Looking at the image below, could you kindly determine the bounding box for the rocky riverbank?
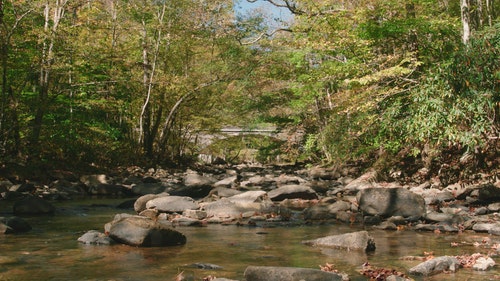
[1,162,500,280]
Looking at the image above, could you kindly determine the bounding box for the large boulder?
[267,185,318,201]
[145,195,199,213]
[107,216,186,247]
[244,266,348,281]
[134,193,168,213]
[13,197,56,215]
[302,230,376,252]
[357,188,425,219]
[408,256,460,276]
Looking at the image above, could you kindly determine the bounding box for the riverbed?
[1,199,499,280]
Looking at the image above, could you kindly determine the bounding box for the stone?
[201,198,275,219]
[130,182,166,195]
[107,216,186,247]
[207,187,242,198]
[408,256,460,276]
[302,230,376,252]
[145,195,199,213]
[344,170,377,193]
[357,188,425,219]
[228,190,268,203]
[134,193,168,213]
[77,230,114,245]
[308,166,340,180]
[267,184,318,201]
[13,197,56,215]
[477,183,500,202]
[473,256,495,271]
[244,266,348,281]
[213,176,238,188]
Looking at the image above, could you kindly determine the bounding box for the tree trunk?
[461,0,471,44]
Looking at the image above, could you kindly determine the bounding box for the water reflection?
[1,200,499,280]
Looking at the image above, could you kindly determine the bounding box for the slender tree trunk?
[461,0,471,44]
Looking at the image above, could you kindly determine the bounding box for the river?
[1,198,499,280]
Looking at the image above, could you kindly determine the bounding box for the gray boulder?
[408,256,460,276]
[134,193,169,213]
[302,230,376,252]
[201,198,275,219]
[268,185,318,201]
[107,216,186,247]
[13,197,55,215]
[145,195,199,213]
[244,266,348,281]
[77,230,114,245]
[357,188,425,218]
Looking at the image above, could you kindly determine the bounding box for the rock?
[213,176,238,188]
[344,170,377,193]
[308,166,340,180]
[107,216,186,247]
[488,223,500,236]
[207,187,242,199]
[267,185,318,201]
[184,171,216,187]
[488,202,500,212]
[201,198,275,219]
[186,263,223,270]
[13,197,56,215]
[244,266,348,281]
[77,230,114,245]
[228,190,268,203]
[357,188,425,219]
[303,201,351,221]
[130,182,166,195]
[0,222,13,234]
[302,230,376,252]
[134,193,168,213]
[472,222,498,232]
[183,209,207,220]
[0,216,31,233]
[145,195,199,213]
[477,183,500,202]
[408,256,460,276]
[172,216,203,226]
[473,256,495,270]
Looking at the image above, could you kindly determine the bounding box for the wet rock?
[357,188,425,219]
[107,216,186,247]
[408,256,460,276]
[244,266,348,281]
[186,262,223,270]
[302,230,376,252]
[13,197,56,215]
[77,230,114,245]
[0,216,31,233]
[145,195,199,213]
[267,184,318,201]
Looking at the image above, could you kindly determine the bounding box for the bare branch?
[240,28,292,45]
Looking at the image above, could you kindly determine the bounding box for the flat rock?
[302,230,376,252]
[267,184,318,201]
[244,266,348,281]
[145,195,199,213]
[77,230,114,245]
[408,256,460,276]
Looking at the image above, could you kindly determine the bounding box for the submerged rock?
[244,266,348,281]
[302,230,376,252]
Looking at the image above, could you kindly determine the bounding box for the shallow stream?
[1,199,499,281]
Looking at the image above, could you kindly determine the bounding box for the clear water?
[0,199,499,281]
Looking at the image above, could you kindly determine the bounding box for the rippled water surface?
[1,199,499,280]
